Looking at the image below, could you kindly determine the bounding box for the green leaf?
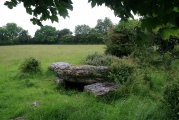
[4,1,16,9]
[58,7,68,18]
[30,18,37,25]
[161,27,179,40]
[91,0,96,8]
[51,15,59,23]
[152,25,161,33]
[30,18,43,26]
[66,4,73,11]
[173,7,179,12]
[141,19,152,31]
[135,31,148,45]
[139,31,148,41]
[26,7,32,15]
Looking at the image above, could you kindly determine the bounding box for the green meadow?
[0,45,170,120]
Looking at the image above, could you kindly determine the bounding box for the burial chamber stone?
[84,82,118,96]
[49,62,108,84]
[49,62,70,70]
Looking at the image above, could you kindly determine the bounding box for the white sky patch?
[0,0,120,37]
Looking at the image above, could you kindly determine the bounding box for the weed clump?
[108,57,135,84]
[19,57,41,73]
[162,79,179,119]
[85,53,120,66]
[131,46,163,68]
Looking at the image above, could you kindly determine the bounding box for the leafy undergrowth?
[0,45,175,120]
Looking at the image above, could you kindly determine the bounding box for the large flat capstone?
[49,62,108,84]
[49,62,70,70]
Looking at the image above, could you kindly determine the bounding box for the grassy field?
[0,45,169,120]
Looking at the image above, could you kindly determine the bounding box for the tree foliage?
[57,28,72,38]
[18,30,32,44]
[0,27,9,45]
[104,20,138,57]
[86,28,104,44]
[59,34,74,44]
[0,23,32,45]
[4,0,73,26]
[0,22,105,45]
[95,17,114,34]
[74,24,91,35]
[105,28,134,57]
[4,0,179,40]
[4,23,23,41]
[116,20,140,34]
[34,25,57,44]
[56,28,72,43]
[89,0,179,39]
[74,25,103,44]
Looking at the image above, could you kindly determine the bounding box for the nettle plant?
[108,57,135,84]
[162,79,179,120]
[19,57,41,73]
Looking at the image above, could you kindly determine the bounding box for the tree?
[104,20,139,57]
[86,28,104,44]
[103,17,114,31]
[104,28,134,57]
[3,23,23,44]
[74,24,91,44]
[74,24,91,35]
[95,17,114,34]
[18,30,32,44]
[89,0,179,40]
[0,27,9,45]
[4,0,73,26]
[59,34,74,44]
[57,28,72,38]
[0,23,32,45]
[56,28,72,43]
[116,20,140,34]
[95,19,104,34]
[34,25,57,44]
[4,0,179,39]
[5,23,23,41]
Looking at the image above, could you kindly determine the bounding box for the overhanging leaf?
[140,31,148,41]
[4,1,16,9]
[26,7,32,15]
[141,18,152,31]
[135,31,148,45]
[152,25,161,33]
[161,27,179,40]
[51,15,59,23]
[66,4,73,11]
[91,0,96,8]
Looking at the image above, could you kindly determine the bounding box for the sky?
[0,0,120,37]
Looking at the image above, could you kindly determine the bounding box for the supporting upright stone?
[84,82,118,96]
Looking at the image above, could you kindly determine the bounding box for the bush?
[162,79,179,119]
[59,34,74,44]
[19,57,41,73]
[85,53,120,66]
[108,57,135,84]
[104,28,135,57]
[163,52,172,68]
[131,46,163,67]
[173,45,179,58]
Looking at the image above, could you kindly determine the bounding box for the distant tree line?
[0,17,114,45]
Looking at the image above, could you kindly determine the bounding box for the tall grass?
[0,45,169,120]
